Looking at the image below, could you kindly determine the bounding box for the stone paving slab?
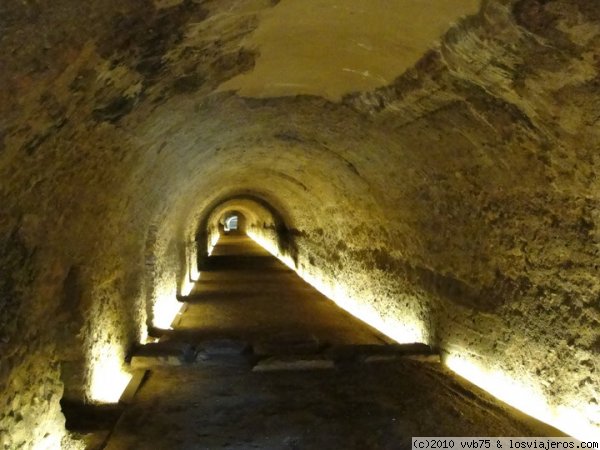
[104,235,563,449]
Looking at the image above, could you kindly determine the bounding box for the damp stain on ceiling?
[217,0,481,100]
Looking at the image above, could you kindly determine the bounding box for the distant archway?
[222,211,246,234]
[190,194,298,275]
[224,215,238,232]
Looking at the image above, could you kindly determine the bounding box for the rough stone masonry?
[0,0,598,447]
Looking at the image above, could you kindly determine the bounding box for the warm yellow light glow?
[153,274,185,330]
[89,343,132,403]
[33,431,84,450]
[248,230,426,344]
[299,268,426,344]
[139,322,149,345]
[249,230,599,440]
[190,264,200,282]
[207,232,220,256]
[33,433,62,450]
[153,293,183,330]
[247,231,296,269]
[180,273,198,298]
[446,353,600,440]
[180,234,219,297]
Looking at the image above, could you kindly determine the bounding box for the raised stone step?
[196,339,250,356]
[252,356,335,372]
[326,343,438,364]
[193,339,253,367]
[253,332,320,356]
[130,341,196,369]
[119,370,147,405]
[402,353,440,363]
[251,343,439,371]
[180,291,275,302]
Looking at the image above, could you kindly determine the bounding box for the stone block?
[252,356,334,372]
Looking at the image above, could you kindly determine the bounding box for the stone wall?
[0,0,598,446]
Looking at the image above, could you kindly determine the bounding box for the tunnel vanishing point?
[1,0,599,448]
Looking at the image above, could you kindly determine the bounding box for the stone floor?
[101,234,561,450]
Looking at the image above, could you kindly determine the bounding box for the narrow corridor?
[102,235,561,449]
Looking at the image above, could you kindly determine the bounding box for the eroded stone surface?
[105,235,561,448]
[217,0,481,100]
[0,0,599,446]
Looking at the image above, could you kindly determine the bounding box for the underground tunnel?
[0,0,599,448]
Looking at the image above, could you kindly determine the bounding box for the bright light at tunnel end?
[248,231,600,441]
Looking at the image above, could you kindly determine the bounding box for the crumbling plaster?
[0,0,599,447]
